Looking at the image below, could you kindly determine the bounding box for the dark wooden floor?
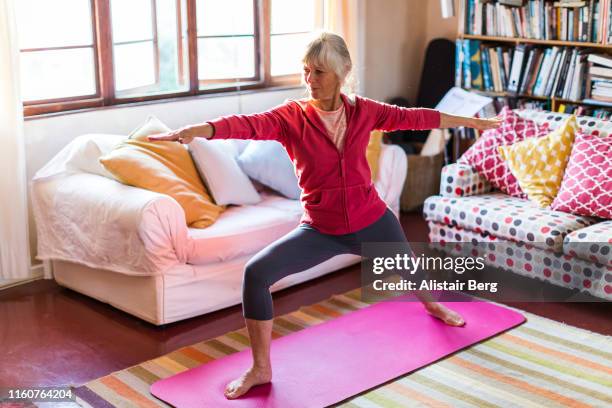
[1,211,610,389]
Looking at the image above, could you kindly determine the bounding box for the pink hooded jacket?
[208,93,440,235]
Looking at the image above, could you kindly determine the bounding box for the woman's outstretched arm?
[148,105,289,144]
[366,97,501,132]
[439,112,501,131]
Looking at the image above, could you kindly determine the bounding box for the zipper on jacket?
[298,98,352,232]
[340,156,349,231]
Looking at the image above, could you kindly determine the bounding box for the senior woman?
[150,32,500,399]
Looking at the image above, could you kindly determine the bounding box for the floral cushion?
[459,107,550,198]
[551,133,612,219]
[440,163,491,197]
[423,193,599,252]
[563,221,612,267]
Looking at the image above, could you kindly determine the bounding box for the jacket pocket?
[303,189,341,221]
[346,183,378,213]
[302,190,324,208]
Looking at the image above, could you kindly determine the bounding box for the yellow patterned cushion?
[498,115,578,208]
[366,130,384,181]
[100,116,224,228]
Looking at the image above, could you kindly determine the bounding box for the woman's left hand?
[439,112,502,131]
[469,116,502,131]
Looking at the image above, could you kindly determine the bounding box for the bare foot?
[424,303,466,327]
[224,366,272,399]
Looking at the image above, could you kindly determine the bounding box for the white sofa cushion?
[187,192,302,264]
[33,134,124,180]
[189,138,261,205]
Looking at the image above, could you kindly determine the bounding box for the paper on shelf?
[435,87,493,117]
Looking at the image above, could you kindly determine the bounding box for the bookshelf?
[462,34,611,49]
[457,0,612,115]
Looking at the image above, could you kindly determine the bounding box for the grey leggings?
[242,208,412,320]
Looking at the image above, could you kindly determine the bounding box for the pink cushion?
[551,133,611,219]
[459,107,550,198]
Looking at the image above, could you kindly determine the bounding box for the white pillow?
[70,135,124,178]
[33,134,124,181]
[129,115,171,140]
[189,138,261,205]
[237,140,301,200]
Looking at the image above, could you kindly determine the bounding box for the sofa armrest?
[31,173,191,277]
[375,144,407,217]
[440,163,491,197]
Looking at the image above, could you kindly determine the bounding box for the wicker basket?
[400,151,445,212]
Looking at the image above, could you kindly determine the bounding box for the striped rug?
[74,289,612,408]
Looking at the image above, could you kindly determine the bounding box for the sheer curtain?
[324,0,364,94]
[0,0,31,280]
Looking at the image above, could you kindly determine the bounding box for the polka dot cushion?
[423,193,599,252]
[440,163,491,197]
[563,221,612,267]
[550,133,612,219]
[459,107,550,198]
[428,221,612,299]
[517,109,612,137]
[498,116,578,208]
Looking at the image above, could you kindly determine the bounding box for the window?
[16,0,97,103]
[196,0,257,88]
[110,0,189,97]
[16,0,325,116]
[270,0,323,77]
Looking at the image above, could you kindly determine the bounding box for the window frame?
[195,0,260,88]
[22,0,322,117]
[111,0,160,97]
[21,0,101,115]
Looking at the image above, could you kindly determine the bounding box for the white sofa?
[31,134,408,325]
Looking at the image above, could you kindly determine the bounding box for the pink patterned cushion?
[551,133,612,219]
[459,107,550,198]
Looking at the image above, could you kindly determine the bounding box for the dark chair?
[386,38,456,148]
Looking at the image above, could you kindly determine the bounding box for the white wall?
[363,0,427,103]
[426,0,460,42]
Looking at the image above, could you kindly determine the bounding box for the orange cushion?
[100,116,224,228]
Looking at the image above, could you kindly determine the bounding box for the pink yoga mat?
[151,298,525,407]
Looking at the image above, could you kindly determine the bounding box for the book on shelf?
[462,39,484,90]
[587,54,612,101]
[565,103,612,117]
[589,65,612,77]
[554,2,587,7]
[508,44,529,93]
[455,39,464,87]
[500,0,526,6]
[588,53,612,67]
[455,40,607,104]
[462,0,610,43]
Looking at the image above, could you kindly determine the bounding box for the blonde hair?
[302,31,356,93]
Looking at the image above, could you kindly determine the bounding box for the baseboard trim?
[0,264,45,290]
